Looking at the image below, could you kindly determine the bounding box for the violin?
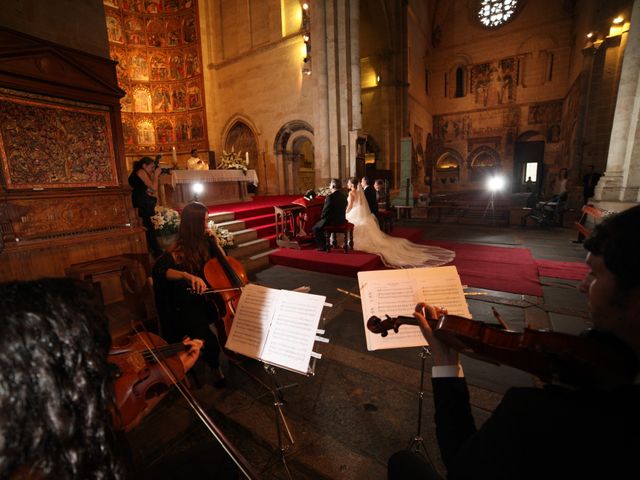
[367,313,638,387]
[203,246,249,341]
[109,331,189,430]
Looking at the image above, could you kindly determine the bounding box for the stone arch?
[467,146,501,183]
[274,121,315,194]
[222,115,260,174]
[434,148,463,187]
[517,35,558,87]
[446,53,473,98]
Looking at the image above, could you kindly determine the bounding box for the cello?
[367,307,638,388]
[203,244,249,340]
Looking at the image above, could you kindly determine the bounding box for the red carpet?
[426,240,541,296]
[536,259,589,281]
[205,196,543,296]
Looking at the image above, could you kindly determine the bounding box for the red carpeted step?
[240,213,276,229]
[269,246,384,277]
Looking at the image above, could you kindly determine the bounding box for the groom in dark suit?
[361,177,378,215]
[313,178,348,251]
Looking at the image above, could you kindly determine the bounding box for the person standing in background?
[583,165,602,205]
[128,156,162,258]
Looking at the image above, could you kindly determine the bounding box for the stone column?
[595,0,640,208]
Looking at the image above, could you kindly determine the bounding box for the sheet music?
[358,266,470,351]
[225,284,279,358]
[262,289,326,374]
[225,284,326,375]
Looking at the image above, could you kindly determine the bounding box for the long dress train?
[345,189,455,268]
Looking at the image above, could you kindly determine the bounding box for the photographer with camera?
[129,156,162,258]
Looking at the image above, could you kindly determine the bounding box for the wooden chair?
[324,222,354,253]
[376,210,394,233]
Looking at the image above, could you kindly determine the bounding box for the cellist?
[152,201,227,388]
[389,205,640,480]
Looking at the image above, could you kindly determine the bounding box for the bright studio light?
[192,182,204,195]
[487,175,505,192]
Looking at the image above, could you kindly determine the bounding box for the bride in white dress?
[345,177,455,268]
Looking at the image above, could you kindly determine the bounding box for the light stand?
[406,346,436,465]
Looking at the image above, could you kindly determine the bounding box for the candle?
[172,146,178,165]
[245,152,249,163]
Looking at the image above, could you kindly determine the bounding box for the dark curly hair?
[584,205,640,291]
[0,278,126,479]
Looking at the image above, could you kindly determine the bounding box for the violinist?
[152,201,227,388]
[0,278,203,479]
[388,205,640,480]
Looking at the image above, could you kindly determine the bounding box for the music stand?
[406,346,436,466]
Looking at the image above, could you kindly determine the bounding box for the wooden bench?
[324,222,354,253]
[574,205,606,241]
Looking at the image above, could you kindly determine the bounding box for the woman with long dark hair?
[128,156,162,258]
[152,202,226,387]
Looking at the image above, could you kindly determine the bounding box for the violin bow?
[129,321,260,479]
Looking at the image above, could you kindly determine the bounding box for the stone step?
[215,219,246,232]
[208,211,235,223]
[241,248,277,273]
[228,238,270,259]
[228,228,257,245]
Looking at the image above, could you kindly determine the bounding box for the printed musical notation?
[225,284,326,375]
[358,266,470,351]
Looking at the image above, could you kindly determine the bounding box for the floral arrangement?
[208,220,234,248]
[217,148,249,174]
[150,206,180,237]
[316,186,332,196]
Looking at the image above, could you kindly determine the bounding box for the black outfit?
[364,185,378,215]
[128,170,162,257]
[583,171,602,205]
[151,236,221,370]
[389,376,640,479]
[312,189,348,248]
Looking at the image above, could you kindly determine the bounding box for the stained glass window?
[478,0,518,27]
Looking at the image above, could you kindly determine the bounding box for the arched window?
[455,67,465,98]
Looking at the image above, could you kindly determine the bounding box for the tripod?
[407,346,435,465]
[483,191,497,225]
[260,364,296,480]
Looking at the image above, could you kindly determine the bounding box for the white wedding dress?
[345,189,455,268]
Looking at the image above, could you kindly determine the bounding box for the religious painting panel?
[163,0,179,12]
[0,93,118,189]
[110,46,129,82]
[183,15,197,43]
[187,82,201,109]
[169,54,184,79]
[104,0,119,8]
[147,19,165,47]
[129,51,149,81]
[132,86,152,112]
[153,86,171,112]
[121,93,133,112]
[124,16,145,45]
[137,118,156,145]
[106,15,124,43]
[175,116,189,142]
[172,85,187,111]
[156,118,174,144]
[150,55,169,81]
[528,100,562,125]
[166,19,181,46]
[190,113,203,139]
[144,0,160,13]
[121,0,143,12]
[185,50,200,77]
[180,0,194,9]
[123,119,136,146]
[470,58,518,107]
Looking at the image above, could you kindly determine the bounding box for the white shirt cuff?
[432,364,464,378]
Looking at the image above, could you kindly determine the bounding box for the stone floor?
[125,220,590,479]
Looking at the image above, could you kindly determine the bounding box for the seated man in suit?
[312,178,348,251]
[361,176,378,215]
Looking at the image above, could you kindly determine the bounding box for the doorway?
[513,141,544,196]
